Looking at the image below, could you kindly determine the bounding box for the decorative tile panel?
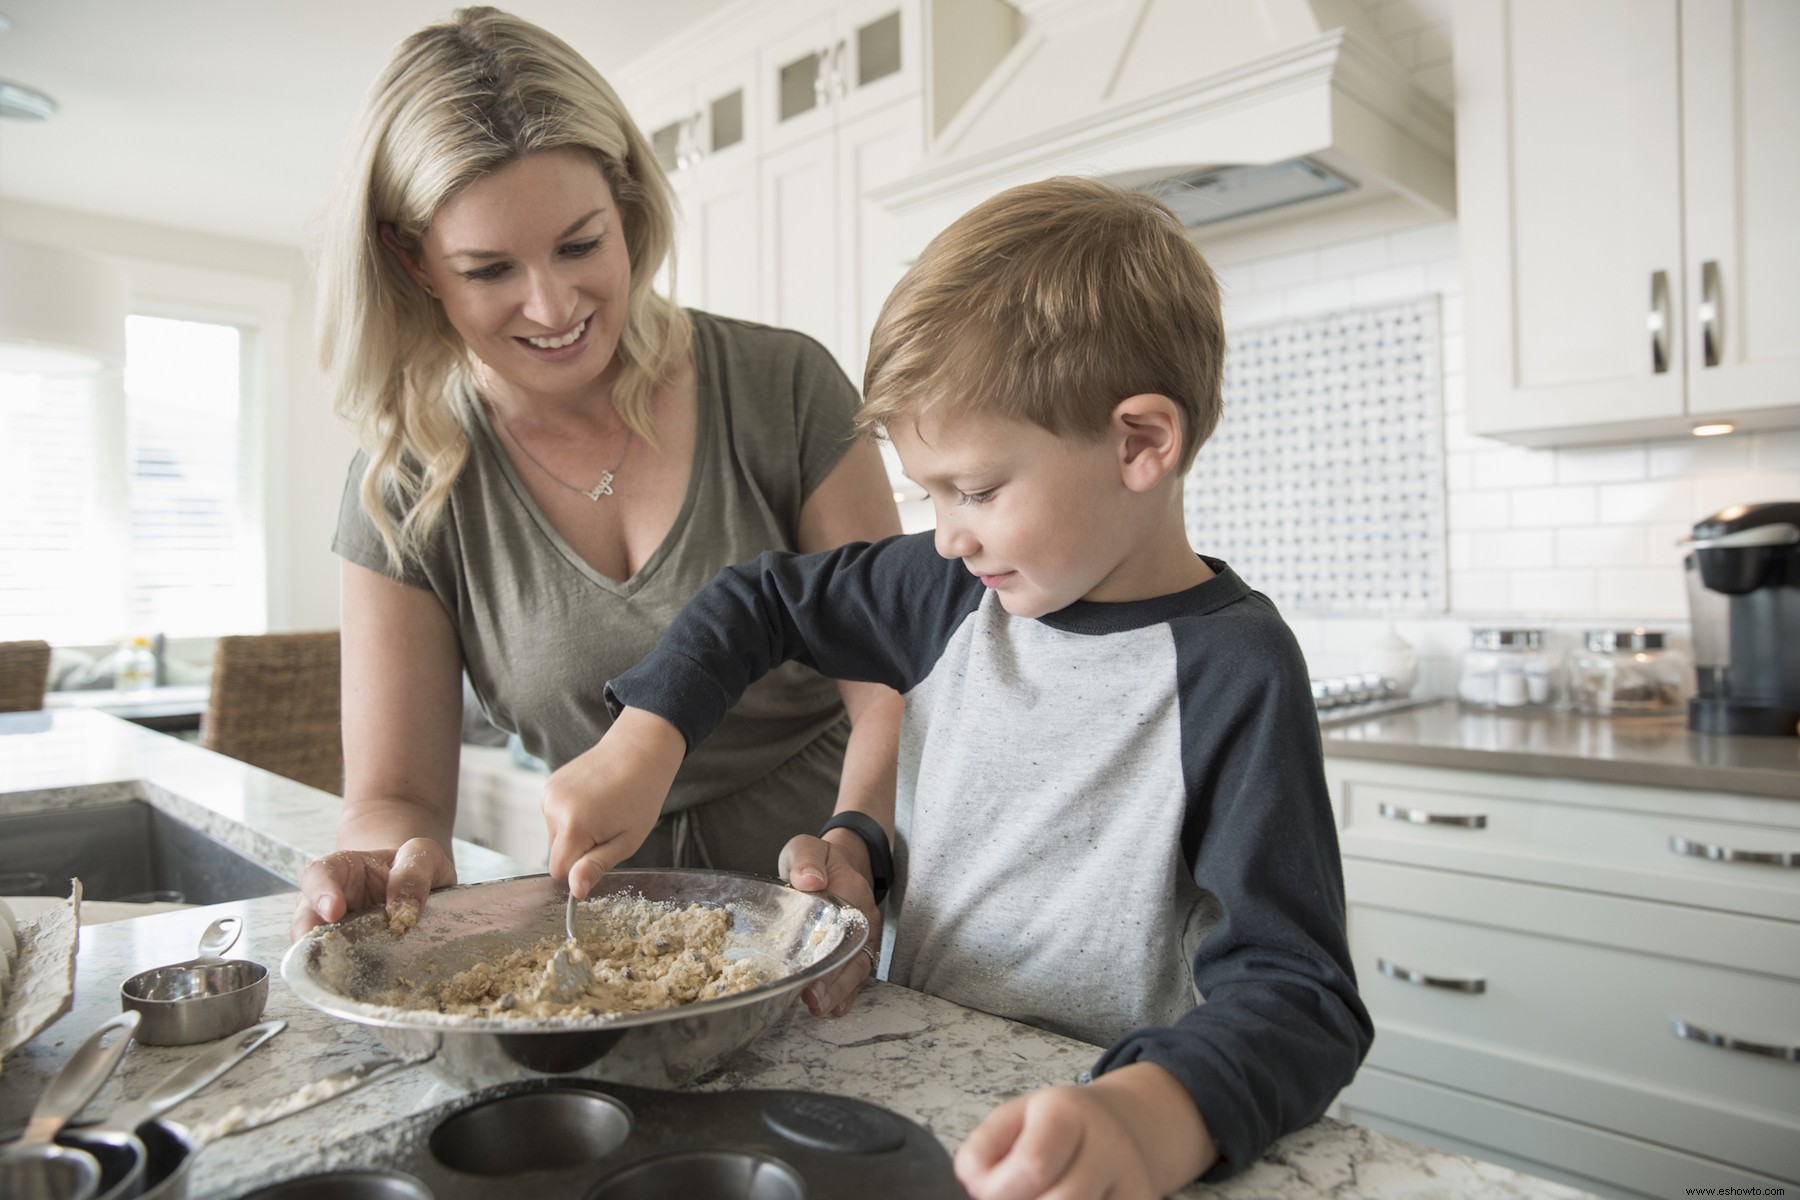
[1184,296,1447,613]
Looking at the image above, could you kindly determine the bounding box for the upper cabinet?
[1457,0,1800,446]
[760,0,921,154]
[633,50,762,324]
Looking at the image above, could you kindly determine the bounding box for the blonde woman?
[295,7,899,1017]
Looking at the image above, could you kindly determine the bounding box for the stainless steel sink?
[0,802,292,904]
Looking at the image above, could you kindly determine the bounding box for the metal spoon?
[538,891,594,1004]
[0,1009,141,1200]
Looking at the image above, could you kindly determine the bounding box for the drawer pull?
[1670,1018,1799,1062]
[1377,957,1486,994]
[1378,802,1487,829]
[1668,835,1799,868]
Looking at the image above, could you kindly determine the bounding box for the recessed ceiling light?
[0,80,56,121]
[1690,421,1736,438]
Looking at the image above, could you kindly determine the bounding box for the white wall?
[1,199,353,641]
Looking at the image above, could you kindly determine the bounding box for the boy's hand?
[543,708,687,897]
[779,832,882,1018]
[955,1064,1215,1200]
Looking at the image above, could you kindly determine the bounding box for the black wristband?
[819,811,891,906]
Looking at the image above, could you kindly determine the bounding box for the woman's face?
[396,146,633,406]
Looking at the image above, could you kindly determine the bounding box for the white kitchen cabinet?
[1325,755,1800,1197]
[454,744,549,871]
[630,52,762,324]
[760,98,922,381]
[760,0,921,154]
[1456,0,1800,446]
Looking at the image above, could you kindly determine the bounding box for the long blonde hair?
[317,6,690,567]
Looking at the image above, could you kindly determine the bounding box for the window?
[0,314,258,644]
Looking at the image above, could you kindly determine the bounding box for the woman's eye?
[462,263,510,282]
[561,238,602,258]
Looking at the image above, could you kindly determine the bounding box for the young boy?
[543,176,1372,1199]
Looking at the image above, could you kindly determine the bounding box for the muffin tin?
[209,1078,964,1199]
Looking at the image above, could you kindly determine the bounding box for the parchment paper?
[0,878,82,1080]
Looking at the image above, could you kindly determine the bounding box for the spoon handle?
[21,1010,141,1147]
[100,1018,285,1132]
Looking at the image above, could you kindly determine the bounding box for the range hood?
[879,0,1454,263]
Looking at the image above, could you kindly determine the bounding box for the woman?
[294,7,899,1016]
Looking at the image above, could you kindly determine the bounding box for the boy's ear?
[378,223,434,292]
[1112,393,1185,493]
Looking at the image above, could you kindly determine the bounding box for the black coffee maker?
[1684,500,1800,737]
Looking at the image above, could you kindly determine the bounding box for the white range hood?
[879,0,1455,264]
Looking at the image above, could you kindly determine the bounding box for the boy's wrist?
[1087,1062,1217,1191]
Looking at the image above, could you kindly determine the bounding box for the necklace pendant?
[585,471,615,501]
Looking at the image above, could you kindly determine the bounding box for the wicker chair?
[202,631,343,794]
[0,640,52,712]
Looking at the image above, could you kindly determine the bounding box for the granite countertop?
[1,708,1589,1197]
[0,893,1585,1199]
[1322,698,1800,799]
[0,707,524,887]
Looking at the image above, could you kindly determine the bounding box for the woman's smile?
[518,316,592,359]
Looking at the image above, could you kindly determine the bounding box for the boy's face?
[891,409,1153,619]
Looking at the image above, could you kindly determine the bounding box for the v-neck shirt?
[332,310,859,809]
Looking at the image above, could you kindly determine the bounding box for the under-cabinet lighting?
[1690,422,1736,438]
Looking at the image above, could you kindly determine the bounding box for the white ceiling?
[0,1,732,249]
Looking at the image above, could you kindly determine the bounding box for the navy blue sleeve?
[605,531,980,751]
[1090,596,1373,1180]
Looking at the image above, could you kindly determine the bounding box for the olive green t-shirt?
[332,311,858,839]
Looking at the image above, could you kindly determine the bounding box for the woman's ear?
[378,223,434,294]
[1112,393,1185,493]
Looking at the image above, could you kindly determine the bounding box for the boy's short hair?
[860,175,1225,471]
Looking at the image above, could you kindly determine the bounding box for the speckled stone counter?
[0,893,1589,1199]
[0,707,521,886]
[1322,699,1800,800]
[1,708,1589,1197]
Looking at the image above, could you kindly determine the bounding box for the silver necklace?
[490,405,632,501]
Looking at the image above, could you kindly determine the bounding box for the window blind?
[0,314,254,645]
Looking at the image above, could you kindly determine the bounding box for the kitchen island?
[0,708,1588,1197]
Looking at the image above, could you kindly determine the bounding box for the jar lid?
[1471,628,1543,650]
[1584,628,1667,652]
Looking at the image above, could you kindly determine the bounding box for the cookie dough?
[380,894,770,1020]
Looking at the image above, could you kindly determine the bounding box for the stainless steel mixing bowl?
[282,871,868,1089]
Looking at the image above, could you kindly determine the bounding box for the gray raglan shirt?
[605,532,1373,1180]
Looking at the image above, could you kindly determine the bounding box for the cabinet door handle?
[1648,269,1671,374]
[1698,259,1722,367]
[834,39,849,99]
[812,47,832,108]
[1377,957,1486,994]
[1378,802,1487,829]
[1670,1017,1799,1062]
[1669,835,1799,868]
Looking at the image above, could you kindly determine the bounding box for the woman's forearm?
[833,680,901,836]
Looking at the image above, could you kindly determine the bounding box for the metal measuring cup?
[120,916,269,1045]
[0,1010,141,1200]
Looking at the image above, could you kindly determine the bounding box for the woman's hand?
[543,708,687,897]
[780,832,882,1017]
[290,836,457,941]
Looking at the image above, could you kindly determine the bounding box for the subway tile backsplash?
[1205,217,1800,692]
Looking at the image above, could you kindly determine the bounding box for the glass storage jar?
[1457,628,1557,709]
[1566,629,1687,715]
